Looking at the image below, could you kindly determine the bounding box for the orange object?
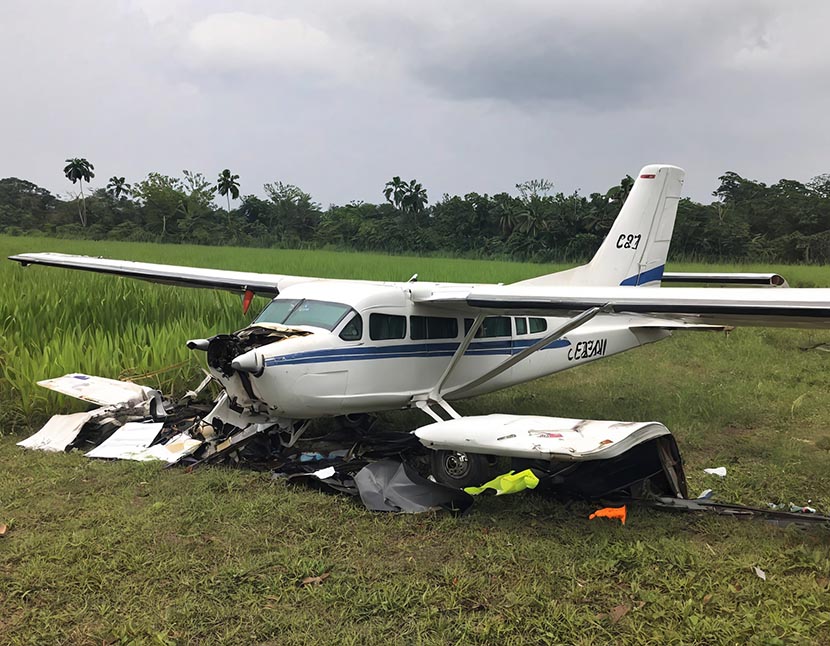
[589,505,627,525]
[242,289,255,314]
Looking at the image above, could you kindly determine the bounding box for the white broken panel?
[134,433,202,463]
[38,374,155,407]
[17,410,99,452]
[86,422,163,460]
[414,414,672,461]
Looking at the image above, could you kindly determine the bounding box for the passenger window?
[529,317,548,333]
[369,313,406,340]
[465,316,511,338]
[410,316,459,340]
[339,313,363,341]
[515,317,528,335]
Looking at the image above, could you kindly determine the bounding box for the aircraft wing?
[7,252,314,295]
[411,284,830,329]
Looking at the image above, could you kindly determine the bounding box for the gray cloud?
[1,0,829,209]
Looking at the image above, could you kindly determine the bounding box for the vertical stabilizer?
[516,164,685,287]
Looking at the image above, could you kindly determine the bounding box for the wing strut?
[443,306,604,400]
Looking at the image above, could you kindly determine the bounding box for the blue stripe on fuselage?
[263,338,571,367]
[620,263,665,286]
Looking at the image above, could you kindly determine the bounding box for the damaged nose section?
[188,325,311,412]
[230,349,264,377]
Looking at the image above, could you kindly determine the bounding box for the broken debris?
[354,460,473,514]
[298,572,331,587]
[464,469,540,496]
[16,411,97,452]
[86,422,164,460]
[703,467,727,477]
[589,506,627,525]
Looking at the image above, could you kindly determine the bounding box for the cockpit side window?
[529,317,548,333]
[339,312,363,341]
[370,313,406,340]
[464,316,511,338]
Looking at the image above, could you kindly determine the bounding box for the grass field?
[2,234,830,644]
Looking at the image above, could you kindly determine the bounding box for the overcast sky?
[2,0,829,206]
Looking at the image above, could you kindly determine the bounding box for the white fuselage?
[207,280,670,419]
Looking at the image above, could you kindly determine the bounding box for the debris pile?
[14,374,716,514]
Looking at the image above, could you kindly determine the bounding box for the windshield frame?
[254,298,355,332]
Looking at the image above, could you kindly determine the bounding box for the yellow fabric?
[464,469,540,496]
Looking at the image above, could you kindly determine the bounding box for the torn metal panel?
[17,411,100,452]
[414,415,672,461]
[86,422,164,460]
[37,374,155,407]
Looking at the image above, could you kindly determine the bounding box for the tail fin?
[516,164,685,287]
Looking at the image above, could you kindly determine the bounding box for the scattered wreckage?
[18,373,830,525]
[18,373,690,514]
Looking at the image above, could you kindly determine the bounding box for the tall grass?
[2,234,829,430]
[3,234,830,643]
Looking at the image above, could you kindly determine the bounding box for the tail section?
[516,164,685,287]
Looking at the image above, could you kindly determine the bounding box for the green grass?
[2,234,830,644]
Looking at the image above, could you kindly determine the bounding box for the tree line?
[1,159,828,263]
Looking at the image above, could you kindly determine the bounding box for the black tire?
[335,413,374,431]
[429,450,499,489]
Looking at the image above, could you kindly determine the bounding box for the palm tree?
[385,177,429,223]
[383,176,407,210]
[106,176,131,199]
[63,158,95,226]
[402,179,428,219]
[216,169,240,223]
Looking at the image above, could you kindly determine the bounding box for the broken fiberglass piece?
[354,460,474,514]
[37,374,155,407]
[414,414,672,461]
[17,410,100,452]
[86,422,164,460]
[133,432,203,463]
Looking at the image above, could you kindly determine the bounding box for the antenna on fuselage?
[408,274,418,282]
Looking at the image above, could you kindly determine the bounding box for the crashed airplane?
[9,165,830,504]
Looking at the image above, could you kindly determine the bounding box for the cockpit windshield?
[254,299,353,331]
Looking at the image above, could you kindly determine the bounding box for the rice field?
[2,234,830,644]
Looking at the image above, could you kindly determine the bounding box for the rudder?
[516,164,685,287]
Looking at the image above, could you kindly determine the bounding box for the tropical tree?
[216,169,240,223]
[106,176,131,199]
[384,176,429,223]
[63,157,95,226]
[383,176,407,209]
[401,179,429,219]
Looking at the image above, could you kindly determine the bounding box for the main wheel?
[429,450,499,489]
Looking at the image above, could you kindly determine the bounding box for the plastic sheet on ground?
[354,459,474,514]
[464,469,540,496]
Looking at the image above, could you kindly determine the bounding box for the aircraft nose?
[230,349,264,376]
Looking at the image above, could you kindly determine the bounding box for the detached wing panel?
[413,285,830,329]
[8,252,312,295]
